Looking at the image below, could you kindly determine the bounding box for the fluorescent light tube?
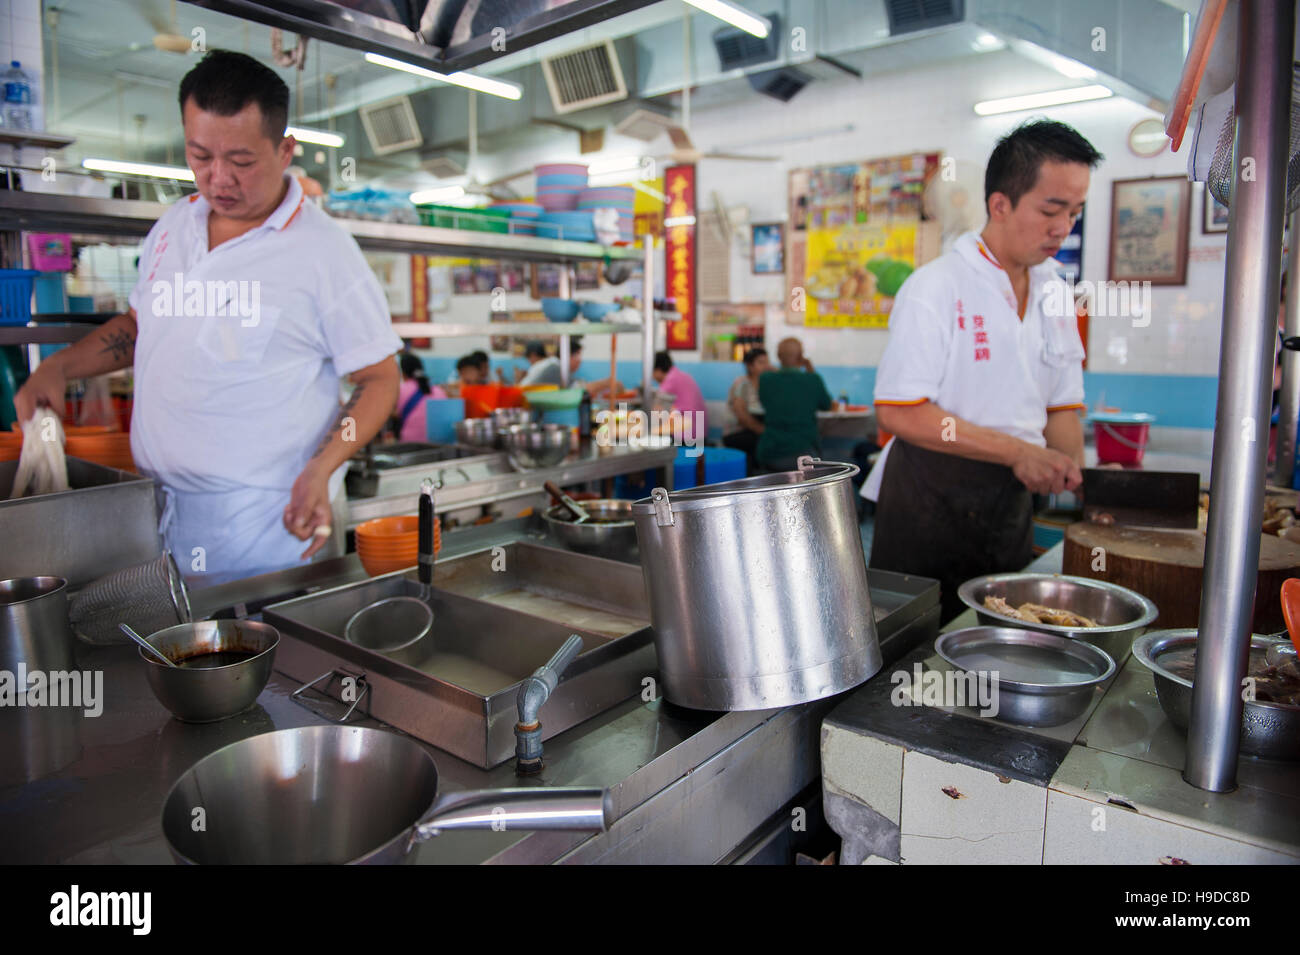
[82,158,195,181]
[286,126,344,147]
[681,0,771,38]
[974,85,1113,116]
[364,53,522,100]
[410,186,466,204]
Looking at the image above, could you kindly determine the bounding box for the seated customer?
[722,347,770,470]
[652,351,707,440]
[516,341,563,387]
[756,337,833,472]
[444,353,484,397]
[395,352,448,442]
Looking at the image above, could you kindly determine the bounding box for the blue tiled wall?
[415,354,1221,431]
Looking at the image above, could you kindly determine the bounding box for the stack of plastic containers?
[578,186,635,242]
[535,163,588,210]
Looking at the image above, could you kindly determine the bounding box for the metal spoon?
[119,623,178,667]
[544,480,589,523]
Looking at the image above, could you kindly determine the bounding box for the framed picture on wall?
[530,263,562,299]
[1202,186,1230,234]
[751,223,785,274]
[575,261,601,290]
[1109,176,1191,285]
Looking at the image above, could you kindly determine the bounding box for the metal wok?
[161,725,611,864]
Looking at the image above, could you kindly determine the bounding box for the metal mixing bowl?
[492,407,536,431]
[542,499,638,560]
[958,573,1158,662]
[139,620,278,723]
[453,417,497,448]
[502,423,570,469]
[1132,629,1299,761]
[935,626,1116,727]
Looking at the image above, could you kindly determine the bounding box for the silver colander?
[1206,64,1300,212]
[69,551,192,646]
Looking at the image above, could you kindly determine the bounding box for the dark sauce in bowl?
[175,651,258,669]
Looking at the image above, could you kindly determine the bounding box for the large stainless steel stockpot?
[631,457,882,710]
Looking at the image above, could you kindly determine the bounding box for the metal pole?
[1273,208,1300,487]
[558,264,572,387]
[1186,0,1293,792]
[641,234,656,407]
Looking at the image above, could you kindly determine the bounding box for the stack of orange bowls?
[65,425,135,472]
[354,515,442,577]
[0,429,21,463]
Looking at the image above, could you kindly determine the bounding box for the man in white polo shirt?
[865,120,1101,620]
[15,51,402,585]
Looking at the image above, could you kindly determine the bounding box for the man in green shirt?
[756,337,834,471]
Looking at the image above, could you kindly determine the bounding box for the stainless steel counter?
[345,441,678,528]
[0,519,938,865]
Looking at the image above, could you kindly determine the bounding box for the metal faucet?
[515,634,584,775]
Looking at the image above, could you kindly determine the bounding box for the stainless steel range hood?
[185,0,660,73]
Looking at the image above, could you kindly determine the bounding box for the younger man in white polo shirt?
[865,120,1101,620]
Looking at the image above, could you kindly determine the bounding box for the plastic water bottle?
[3,62,34,132]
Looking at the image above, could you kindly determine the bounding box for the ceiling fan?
[656,125,778,166]
[73,0,194,59]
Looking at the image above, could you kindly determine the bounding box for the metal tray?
[0,457,161,587]
[264,545,653,769]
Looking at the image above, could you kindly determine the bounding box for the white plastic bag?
[9,410,69,499]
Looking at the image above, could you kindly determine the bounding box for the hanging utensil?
[343,479,436,664]
[543,480,588,523]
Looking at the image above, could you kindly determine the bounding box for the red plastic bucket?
[1092,413,1154,465]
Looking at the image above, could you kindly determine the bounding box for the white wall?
[0,0,45,167]
[392,46,1231,380]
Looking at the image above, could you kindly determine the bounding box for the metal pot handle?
[796,455,820,473]
[409,787,613,846]
[290,668,370,723]
[650,487,674,527]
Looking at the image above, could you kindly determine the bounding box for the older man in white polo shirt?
[864,120,1101,620]
[16,51,402,585]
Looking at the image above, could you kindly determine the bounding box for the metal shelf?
[391,321,643,340]
[0,130,76,151]
[0,323,100,345]
[0,191,641,263]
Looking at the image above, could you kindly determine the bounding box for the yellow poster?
[788,153,940,328]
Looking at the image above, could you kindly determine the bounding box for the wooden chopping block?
[1063,522,1300,633]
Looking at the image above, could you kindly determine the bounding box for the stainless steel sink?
[264,543,654,768]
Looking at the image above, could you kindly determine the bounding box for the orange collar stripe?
[874,398,929,407]
[976,240,1004,271]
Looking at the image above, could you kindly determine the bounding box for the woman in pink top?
[653,351,707,438]
[396,353,447,443]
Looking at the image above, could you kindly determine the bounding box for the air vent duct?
[884,0,964,37]
[713,14,781,71]
[747,67,812,103]
[542,40,628,115]
[359,95,423,156]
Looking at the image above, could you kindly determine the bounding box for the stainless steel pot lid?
[935,627,1116,693]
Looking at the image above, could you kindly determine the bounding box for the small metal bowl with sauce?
[139,620,279,723]
[542,499,638,561]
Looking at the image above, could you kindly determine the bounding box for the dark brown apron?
[869,438,1033,622]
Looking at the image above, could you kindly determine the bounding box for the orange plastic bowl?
[358,554,416,577]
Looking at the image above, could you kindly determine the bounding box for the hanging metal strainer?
[69,550,192,646]
[1206,63,1300,212]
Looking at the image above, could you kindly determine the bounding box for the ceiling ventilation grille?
[884,0,965,37]
[712,14,781,71]
[542,40,628,115]
[614,107,675,142]
[359,95,424,156]
[747,67,811,103]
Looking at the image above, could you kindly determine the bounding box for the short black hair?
[469,349,489,366]
[524,341,547,359]
[743,347,767,368]
[179,50,289,142]
[654,351,673,374]
[456,354,479,372]
[570,337,583,355]
[984,120,1103,212]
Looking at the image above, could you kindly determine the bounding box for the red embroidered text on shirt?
[974,347,990,362]
[147,230,169,283]
[956,298,965,330]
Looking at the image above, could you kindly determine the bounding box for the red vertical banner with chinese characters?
[664,164,696,350]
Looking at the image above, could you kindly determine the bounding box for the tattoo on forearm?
[312,382,366,458]
[99,329,136,364]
